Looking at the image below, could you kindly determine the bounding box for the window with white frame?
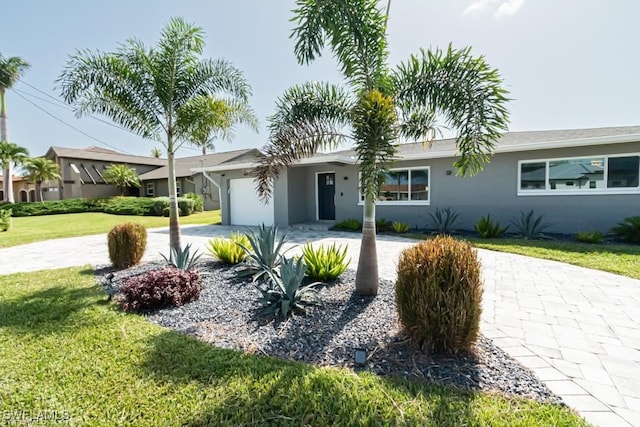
[146,182,155,197]
[359,167,430,204]
[518,154,640,195]
[175,180,181,196]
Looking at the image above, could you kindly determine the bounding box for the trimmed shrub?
[612,216,640,243]
[395,236,483,355]
[0,208,11,232]
[302,242,349,281]
[107,223,148,269]
[184,192,204,212]
[474,214,509,239]
[333,218,362,231]
[207,232,249,264]
[118,267,201,312]
[9,199,91,217]
[152,197,194,217]
[177,198,194,216]
[103,197,156,216]
[576,230,604,244]
[152,197,170,216]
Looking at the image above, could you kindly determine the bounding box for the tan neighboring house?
[138,148,260,210]
[0,175,36,203]
[42,146,166,201]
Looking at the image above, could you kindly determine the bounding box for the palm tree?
[103,163,141,196]
[255,0,510,295]
[0,141,29,203]
[0,54,30,144]
[24,157,61,202]
[150,147,162,158]
[58,17,253,252]
[184,97,259,155]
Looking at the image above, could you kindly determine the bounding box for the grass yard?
[405,234,640,280]
[0,211,221,248]
[0,268,587,426]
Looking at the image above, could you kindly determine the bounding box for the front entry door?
[317,172,336,220]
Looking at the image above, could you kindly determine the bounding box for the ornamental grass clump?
[107,222,147,269]
[207,232,250,264]
[395,236,483,355]
[302,242,349,281]
[118,267,201,312]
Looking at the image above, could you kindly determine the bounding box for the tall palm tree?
[255,0,510,295]
[58,17,253,252]
[103,163,141,196]
[0,54,30,144]
[24,157,61,202]
[184,96,259,155]
[150,147,162,158]
[0,141,29,203]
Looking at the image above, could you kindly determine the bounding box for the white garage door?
[229,178,274,226]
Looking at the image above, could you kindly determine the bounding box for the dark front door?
[317,172,336,220]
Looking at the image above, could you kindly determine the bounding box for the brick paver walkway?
[1,224,639,426]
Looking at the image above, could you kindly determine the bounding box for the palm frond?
[255,82,353,201]
[291,0,390,91]
[392,45,510,175]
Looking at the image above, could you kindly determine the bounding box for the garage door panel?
[229,178,274,226]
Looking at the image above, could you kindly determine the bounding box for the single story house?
[43,146,166,201]
[196,125,640,233]
[138,148,260,211]
[0,175,36,202]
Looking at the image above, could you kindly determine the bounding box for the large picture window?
[518,154,640,195]
[360,167,430,204]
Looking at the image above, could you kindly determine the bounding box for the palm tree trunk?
[166,145,182,252]
[37,182,43,203]
[1,89,14,204]
[355,195,379,295]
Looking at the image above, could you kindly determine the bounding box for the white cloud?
[495,0,525,18]
[463,0,524,18]
[463,0,499,15]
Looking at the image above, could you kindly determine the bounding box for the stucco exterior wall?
[287,141,639,233]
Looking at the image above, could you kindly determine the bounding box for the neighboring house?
[198,126,640,233]
[0,175,36,202]
[138,148,260,211]
[43,146,166,201]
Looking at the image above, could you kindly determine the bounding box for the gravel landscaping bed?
[97,260,563,406]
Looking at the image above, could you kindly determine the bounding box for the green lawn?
[405,234,640,280]
[0,268,587,426]
[0,211,221,248]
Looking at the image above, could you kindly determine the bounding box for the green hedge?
[8,196,196,217]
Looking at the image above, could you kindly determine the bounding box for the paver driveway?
[1,224,639,426]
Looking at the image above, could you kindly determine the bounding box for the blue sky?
[3,0,639,158]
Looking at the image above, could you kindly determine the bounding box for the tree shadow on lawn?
[139,330,478,426]
[0,281,108,336]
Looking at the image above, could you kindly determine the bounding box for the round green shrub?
[395,235,483,355]
[107,222,148,269]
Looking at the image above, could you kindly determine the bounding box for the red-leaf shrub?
[118,267,201,312]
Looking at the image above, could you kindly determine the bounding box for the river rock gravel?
[96,260,563,406]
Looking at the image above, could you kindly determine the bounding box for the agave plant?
[256,257,320,318]
[428,208,460,235]
[161,243,203,271]
[474,214,509,239]
[238,224,290,281]
[302,242,350,281]
[511,210,551,240]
